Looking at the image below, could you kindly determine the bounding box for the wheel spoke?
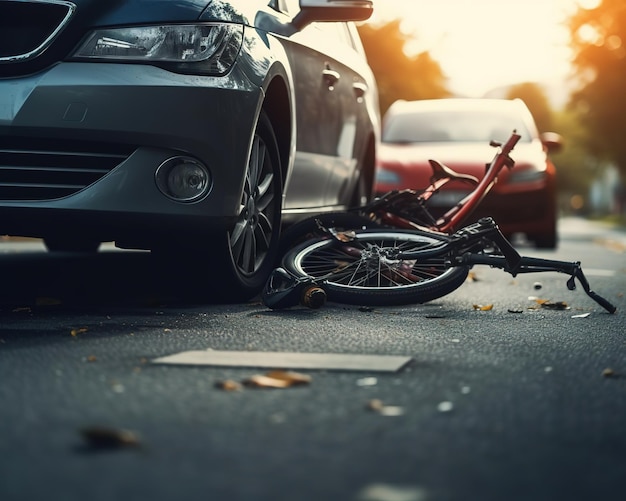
[232,117,282,277]
[248,137,260,195]
[296,234,455,289]
[230,218,247,248]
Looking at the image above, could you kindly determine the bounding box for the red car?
[375,98,562,248]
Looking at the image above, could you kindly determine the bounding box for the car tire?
[216,110,283,301]
[158,110,283,303]
[533,232,558,249]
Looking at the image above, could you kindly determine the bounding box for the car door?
[279,2,364,210]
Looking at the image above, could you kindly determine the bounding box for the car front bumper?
[0,61,262,246]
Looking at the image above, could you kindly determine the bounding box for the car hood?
[379,141,546,168]
[67,0,213,25]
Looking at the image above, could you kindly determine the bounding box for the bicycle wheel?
[279,211,381,256]
[282,230,469,306]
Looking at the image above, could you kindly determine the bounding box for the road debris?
[529,297,569,310]
[79,427,141,450]
[356,377,378,387]
[243,374,293,388]
[356,483,428,501]
[472,304,493,311]
[214,379,243,391]
[366,399,405,416]
[216,370,312,390]
[437,401,454,413]
[602,368,620,379]
[152,349,412,372]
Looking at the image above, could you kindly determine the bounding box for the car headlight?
[72,23,243,75]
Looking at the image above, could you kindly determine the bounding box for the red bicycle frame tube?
[365,131,521,235]
[435,132,521,232]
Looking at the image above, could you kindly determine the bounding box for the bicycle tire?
[282,230,469,306]
[279,211,381,256]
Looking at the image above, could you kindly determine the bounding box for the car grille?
[0,0,75,63]
[0,137,135,200]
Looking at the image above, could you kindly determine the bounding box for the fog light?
[156,156,211,202]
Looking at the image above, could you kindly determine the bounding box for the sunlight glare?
[369,0,579,100]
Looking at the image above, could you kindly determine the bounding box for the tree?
[568,0,626,178]
[357,20,450,115]
[505,82,553,133]
[551,108,599,208]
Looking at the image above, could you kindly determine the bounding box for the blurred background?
[359,0,625,222]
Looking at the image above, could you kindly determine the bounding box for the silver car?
[0,0,379,301]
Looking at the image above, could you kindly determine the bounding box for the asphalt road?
[0,217,625,501]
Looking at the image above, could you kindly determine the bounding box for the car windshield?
[382,110,532,144]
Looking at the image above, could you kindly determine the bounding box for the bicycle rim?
[282,230,469,306]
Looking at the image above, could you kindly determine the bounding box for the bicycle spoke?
[297,237,449,288]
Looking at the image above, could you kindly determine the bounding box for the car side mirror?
[540,132,563,155]
[292,0,374,31]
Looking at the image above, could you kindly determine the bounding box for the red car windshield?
[382,111,531,144]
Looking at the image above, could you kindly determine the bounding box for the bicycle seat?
[428,159,479,186]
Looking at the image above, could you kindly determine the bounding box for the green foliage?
[568,0,626,177]
[550,109,597,195]
[356,20,450,115]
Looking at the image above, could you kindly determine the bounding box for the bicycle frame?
[264,131,616,314]
[363,131,521,234]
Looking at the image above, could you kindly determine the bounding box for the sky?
[368,0,599,100]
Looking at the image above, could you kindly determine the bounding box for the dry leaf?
[538,300,569,310]
[70,327,88,337]
[215,379,243,391]
[366,399,404,416]
[265,370,312,386]
[467,271,479,282]
[366,399,384,411]
[80,427,141,449]
[602,368,619,378]
[378,405,405,416]
[329,228,356,242]
[243,374,292,389]
[472,304,493,311]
